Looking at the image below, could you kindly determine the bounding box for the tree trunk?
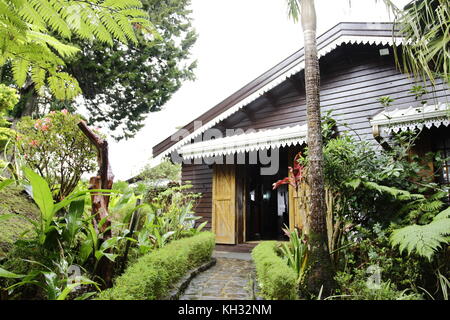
[78,121,115,288]
[15,82,38,119]
[300,0,334,295]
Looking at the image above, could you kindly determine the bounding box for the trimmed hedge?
[97,232,215,300]
[251,241,299,300]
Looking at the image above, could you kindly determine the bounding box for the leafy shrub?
[252,241,299,300]
[15,110,98,201]
[334,270,423,300]
[0,84,18,122]
[343,224,424,291]
[134,184,205,254]
[96,232,215,300]
[0,168,113,300]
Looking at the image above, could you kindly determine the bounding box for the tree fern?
[0,0,153,100]
[364,181,422,200]
[391,207,450,261]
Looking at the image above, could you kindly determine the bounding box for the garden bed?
[97,232,215,300]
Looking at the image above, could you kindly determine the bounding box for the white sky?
[109,0,410,180]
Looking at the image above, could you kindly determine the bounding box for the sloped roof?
[179,124,308,159]
[153,22,402,158]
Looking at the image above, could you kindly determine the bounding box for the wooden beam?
[263,91,278,108]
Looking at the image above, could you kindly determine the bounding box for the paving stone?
[179,257,259,300]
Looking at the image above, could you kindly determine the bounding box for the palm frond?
[286,0,301,23]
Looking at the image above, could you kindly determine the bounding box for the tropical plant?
[273,152,304,192]
[390,206,450,260]
[0,0,153,101]
[54,0,197,140]
[0,166,140,298]
[135,184,204,254]
[333,270,423,300]
[14,110,98,201]
[0,84,18,119]
[279,227,308,285]
[384,0,449,85]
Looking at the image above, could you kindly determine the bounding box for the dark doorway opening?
[245,149,289,241]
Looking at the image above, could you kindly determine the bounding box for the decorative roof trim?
[370,102,450,133]
[161,35,403,158]
[178,124,308,159]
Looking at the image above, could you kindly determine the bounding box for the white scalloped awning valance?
[370,102,450,133]
[160,35,403,158]
[178,124,308,159]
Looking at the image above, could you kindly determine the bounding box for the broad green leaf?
[23,167,54,229]
[64,198,85,244]
[345,178,361,190]
[79,239,94,264]
[0,267,24,279]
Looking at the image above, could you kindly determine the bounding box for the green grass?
[0,184,39,258]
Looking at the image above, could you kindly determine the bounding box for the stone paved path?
[180,252,257,300]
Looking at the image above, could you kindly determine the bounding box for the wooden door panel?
[212,165,236,244]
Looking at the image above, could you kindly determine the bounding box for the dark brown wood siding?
[181,43,450,228]
[225,44,449,142]
[153,22,402,157]
[182,163,213,230]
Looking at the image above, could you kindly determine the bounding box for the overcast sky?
[109,0,410,180]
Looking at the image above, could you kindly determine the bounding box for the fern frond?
[363,181,424,200]
[116,14,137,43]
[1,0,151,100]
[27,31,80,58]
[29,0,72,38]
[98,10,129,44]
[391,207,450,260]
[102,0,143,10]
[12,58,30,87]
[47,72,81,100]
[80,8,114,45]
[19,2,47,31]
[30,66,46,90]
[420,200,444,213]
[434,207,450,221]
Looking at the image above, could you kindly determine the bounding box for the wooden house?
[152,22,450,246]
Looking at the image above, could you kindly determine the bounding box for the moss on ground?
[0,184,39,258]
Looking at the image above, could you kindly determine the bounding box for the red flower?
[61,109,69,115]
[29,140,39,147]
[272,152,304,190]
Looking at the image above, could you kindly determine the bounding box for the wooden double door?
[212,152,296,244]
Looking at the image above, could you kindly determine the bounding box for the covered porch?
[178,125,309,245]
